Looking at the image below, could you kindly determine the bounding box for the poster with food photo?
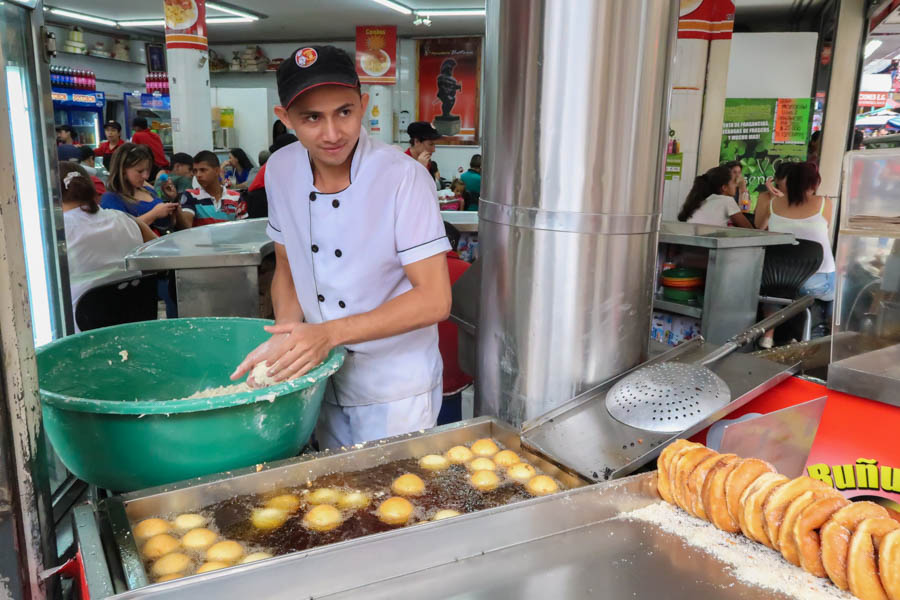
[417,37,481,145]
[164,0,207,51]
[356,26,397,85]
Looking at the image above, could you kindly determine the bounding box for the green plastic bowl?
[36,318,345,492]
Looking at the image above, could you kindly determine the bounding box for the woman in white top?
[678,165,754,228]
[753,161,835,347]
[60,163,155,330]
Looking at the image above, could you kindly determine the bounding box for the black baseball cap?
[408,121,441,142]
[276,45,360,109]
[104,120,122,132]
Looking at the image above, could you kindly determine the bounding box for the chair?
[759,239,824,342]
[75,274,159,332]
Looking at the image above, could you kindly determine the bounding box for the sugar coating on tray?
[150,552,192,578]
[432,509,461,521]
[493,450,520,468]
[306,488,342,505]
[526,475,559,497]
[251,507,289,531]
[445,445,474,464]
[653,439,898,600]
[470,469,500,492]
[206,540,244,564]
[470,438,500,457]
[506,462,536,483]
[134,518,171,542]
[303,504,343,532]
[181,527,217,551]
[467,457,496,472]
[337,491,370,510]
[418,454,450,471]
[392,473,426,496]
[265,494,302,513]
[377,497,414,525]
[142,534,181,560]
[173,513,207,532]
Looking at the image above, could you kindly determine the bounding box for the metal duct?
[477,0,678,426]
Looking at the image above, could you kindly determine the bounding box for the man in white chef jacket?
[231,46,452,449]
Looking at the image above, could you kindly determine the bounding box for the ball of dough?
[470,470,501,492]
[470,438,500,457]
[133,518,171,542]
[196,561,229,574]
[306,488,342,505]
[303,504,343,532]
[377,497,415,525]
[155,573,182,583]
[249,361,278,388]
[493,450,520,468]
[506,462,537,483]
[418,454,450,471]
[251,507,288,531]
[467,457,497,472]
[182,528,217,552]
[173,513,207,532]
[392,473,426,497]
[240,552,273,564]
[142,534,181,560]
[265,494,301,513]
[526,475,559,496]
[206,540,244,564]
[445,445,474,464]
[432,509,461,521]
[150,552,192,578]
[337,491,370,510]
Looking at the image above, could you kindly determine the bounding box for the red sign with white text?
[164,0,207,51]
[678,0,735,40]
[417,37,481,145]
[356,26,397,85]
[859,92,890,107]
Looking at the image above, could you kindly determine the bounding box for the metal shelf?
[653,294,703,318]
[56,51,146,66]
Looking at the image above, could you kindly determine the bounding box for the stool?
[75,275,159,332]
[759,239,823,342]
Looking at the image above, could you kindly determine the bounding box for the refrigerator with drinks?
[50,65,104,147]
[123,91,173,149]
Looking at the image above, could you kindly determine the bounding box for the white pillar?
[697,38,733,172]
[363,84,394,144]
[165,1,213,155]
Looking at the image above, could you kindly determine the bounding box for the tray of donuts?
[656,440,899,600]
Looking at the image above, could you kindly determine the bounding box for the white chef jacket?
[265,127,451,406]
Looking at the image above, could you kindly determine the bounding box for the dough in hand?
[249,361,279,388]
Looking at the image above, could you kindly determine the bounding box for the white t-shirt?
[687,194,742,227]
[64,207,143,308]
[265,127,451,406]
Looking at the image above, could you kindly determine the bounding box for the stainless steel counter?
[659,222,795,249]
[441,210,478,232]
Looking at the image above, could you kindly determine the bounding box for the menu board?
[355,26,397,85]
[164,0,207,51]
[417,37,481,145]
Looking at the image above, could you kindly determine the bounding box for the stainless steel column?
[478,0,678,425]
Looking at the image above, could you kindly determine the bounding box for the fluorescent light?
[865,39,883,58]
[49,8,116,26]
[416,9,486,16]
[370,0,412,15]
[206,2,258,20]
[207,16,255,23]
[117,19,165,27]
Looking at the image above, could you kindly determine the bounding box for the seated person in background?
[156,152,194,201]
[436,222,473,426]
[459,153,481,209]
[429,160,443,190]
[248,150,268,184]
[754,162,792,216]
[131,117,169,180]
[56,124,78,146]
[180,150,247,227]
[57,143,81,163]
[445,178,471,211]
[245,134,299,219]
[101,143,188,235]
[77,146,106,195]
[725,160,750,210]
[678,165,754,228]
[223,147,255,190]
[60,162,155,331]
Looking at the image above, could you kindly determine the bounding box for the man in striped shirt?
[180,150,248,227]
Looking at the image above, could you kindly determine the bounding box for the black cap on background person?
[104,120,122,132]
[407,122,441,142]
[276,46,360,109]
[132,117,149,131]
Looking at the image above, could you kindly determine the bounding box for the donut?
[173,513,207,532]
[470,470,500,492]
[445,445,474,464]
[133,518,171,542]
[182,528,217,552]
[662,442,705,507]
[306,488,342,505]
[700,455,741,532]
[493,450,520,467]
[671,447,716,512]
[392,473,426,497]
[526,475,559,496]
[763,476,833,551]
[687,453,736,520]
[778,490,821,565]
[879,529,900,600]
[251,507,289,531]
[739,472,788,547]
[795,495,850,577]
[724,458,776,525]
[196,561,229,574]
[847,517,899,600]
[506,463,537,484]
[265,494,302,513]
[432,509,461,521]
[821,501,889,590]
[470,438,500,457]
[376,497,414,525]
[150,552,192,578]
[240,552,273,564]
[337,491,370,510]
[418,454,450,471]
[657,440,702,504]
[206,540,244,564]
[303,504,343,532]
[142,534,180,560]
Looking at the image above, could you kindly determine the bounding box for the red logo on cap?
[295,48,318,68]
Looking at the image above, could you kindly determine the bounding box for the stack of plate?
[660,267,705,302]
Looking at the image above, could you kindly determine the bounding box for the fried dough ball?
[445,445,474,464]
[265,494,302,513]
[470,469,500,492]
[150,552,192,578]
[172,513,207,532]
[181,528,217,552]
[306,488,342,505]
[142,534,180,560]
[303,504,343,532]
[392,473,426,497]
[196,561,229,574]
[240,552,273,564]
[470,438,500,457]
[493,450,520,468]
[506,462,537,484]
[133,518,171,542]
[337,491,370,510]
[206,540,244,564]
[418,454,451,471]
[377,497,414,525]
[251,507,289,531]
[432,509,461,521]
[467,457,496,472]
[526,475,559,497]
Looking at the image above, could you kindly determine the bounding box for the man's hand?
[261,322,335,383]
[229,332,289,385]
[416,152,431,168]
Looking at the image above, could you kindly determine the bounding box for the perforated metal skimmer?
[605,362,731,433]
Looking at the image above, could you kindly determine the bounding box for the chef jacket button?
[339,301,346,308]
[318,294,325,302]
[335,249,342,258]
[332,199,340,208]
[311,244,319,253]
[309,192,317,201]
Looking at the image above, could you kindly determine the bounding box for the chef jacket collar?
[303,126,370,190]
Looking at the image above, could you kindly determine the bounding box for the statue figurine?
[434,59,462,136]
